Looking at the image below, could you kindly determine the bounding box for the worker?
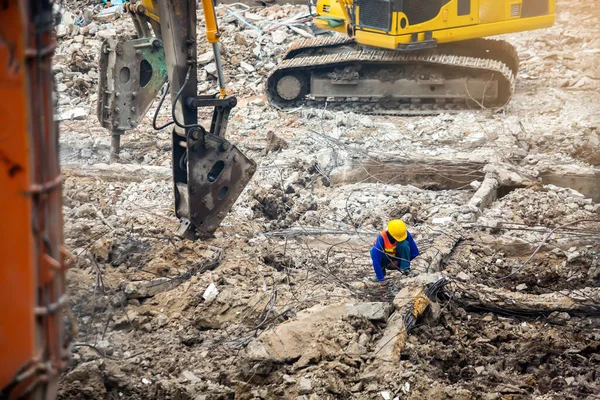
[370,220,419,282]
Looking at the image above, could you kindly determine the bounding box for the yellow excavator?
[267,0,556,113]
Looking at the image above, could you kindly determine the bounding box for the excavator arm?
[97,0,256,238]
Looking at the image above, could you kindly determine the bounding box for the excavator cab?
[314,0,556,50]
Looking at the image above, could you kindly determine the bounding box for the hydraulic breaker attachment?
[97,37,168,161]
[97,0,256,237]
[173,94,256,237]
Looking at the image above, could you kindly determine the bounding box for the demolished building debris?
[55,0,600,399]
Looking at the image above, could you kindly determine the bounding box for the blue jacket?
[370,231,419,282]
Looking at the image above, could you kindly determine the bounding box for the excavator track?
[267,36,519,116]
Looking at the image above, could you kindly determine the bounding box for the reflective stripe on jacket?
[374,230,396,255]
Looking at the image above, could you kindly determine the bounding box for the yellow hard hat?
[387,219,407,241]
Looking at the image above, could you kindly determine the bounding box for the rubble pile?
[55,0,600,399]
[481,185,599,229]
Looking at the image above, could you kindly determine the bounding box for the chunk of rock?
[123,277,181,299]
[197,51,214,65]
[298,377,313,394]
[240,61,255,73]
[181,370,201,383]
[244,304,346,363]
[97,28,116,40]
[75,203,97,218]
[56,24,68,38]
[428,301,442,321]
[456,271,471,281]
[271,29,287,44]
[56,107,87,121]
[63,361,107,396]
[345,302,392,321]
[73,191,90,203]
[96,340,114,356]
[202,282,219,303]
[205,62,217,76]
[565,377,575,385]
[549,311,571,322]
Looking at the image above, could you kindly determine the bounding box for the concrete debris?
[202,283,219,303]
[197,50,215,65]
[450,282,600,315]
[96,5,122,20]
[467,174,498,212]
[345,302,392,321]
[239,61,256,73]
[271,29,288,44]
[470,180,482,190]
[123,278,181,299]
[565,377,575,385]
[456,271,471,281]
[298,377,313,394]
[56,107,88,121]
[243,304,346,364]
[401,382,410,394]
[205,62,217,76]
[181,370,201,383]
[549,311,571,322]
[373,276,442,364]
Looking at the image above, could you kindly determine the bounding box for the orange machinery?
[0,1,70,399]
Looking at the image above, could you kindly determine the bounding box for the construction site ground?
[55,1,600,399]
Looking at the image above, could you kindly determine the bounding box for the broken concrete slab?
[450,282,600,315]
[483,164,530,187]
[271,29,288,44]
[298,377,313,394]
[372,277,443,363]
[411,230,461,273]
[244,304,346,363]
[345,302,392,321]
[62,163,173,181]
[468,174,498,212]
[540,165,600,202]
[197,51,215,65]
[330,159,485,189]
[371,311,406,363]
[123,278,182,299]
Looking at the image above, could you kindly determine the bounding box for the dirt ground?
[54,1,600,399]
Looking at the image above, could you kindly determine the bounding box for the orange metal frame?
[0,1,70,399]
